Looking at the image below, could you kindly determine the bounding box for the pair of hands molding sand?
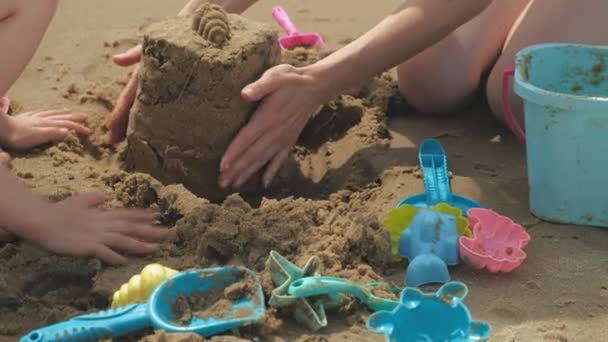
[108,44,325,190]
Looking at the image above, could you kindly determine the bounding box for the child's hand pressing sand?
[0,108,92,150]
[219,64,326,189]
[35,192,176,264]
[0,165,176,264]
[108,46,142,144]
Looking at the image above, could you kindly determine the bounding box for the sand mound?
[175,194,391,271]
[122,7,282,202]
[0,170,393,336]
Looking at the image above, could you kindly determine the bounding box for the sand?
[1,1,607,341]
[171,269,258,325]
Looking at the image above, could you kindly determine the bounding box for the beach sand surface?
[1,1,607,341]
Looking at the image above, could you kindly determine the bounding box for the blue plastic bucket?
[503,43,608,227]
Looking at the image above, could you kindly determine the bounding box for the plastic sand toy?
[367,281,491,341]
[112,263,178,308]
[460,208,531,272]
[399,138,481,215]
[398,209,460,287]
[288,276,401,312]
[20,267,265,341]
[272,6,325,50]
[266,251,342,331]
[503,43,608,227]
[384,202,472,260]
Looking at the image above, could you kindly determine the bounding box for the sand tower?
[122,5,281,201]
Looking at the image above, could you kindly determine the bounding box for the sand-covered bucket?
[503,43,608,227]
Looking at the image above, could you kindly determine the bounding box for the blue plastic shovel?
[399,139,481,215]
[20,267,265,342]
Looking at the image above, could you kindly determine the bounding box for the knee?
[397,57,481,115]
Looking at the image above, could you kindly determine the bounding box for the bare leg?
[487,0,608,126]
[397,0,530,114]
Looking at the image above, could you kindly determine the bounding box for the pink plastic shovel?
[271,6,325,50]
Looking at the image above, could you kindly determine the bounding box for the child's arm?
[0,166,175,264]
[311,0,492,97]
[218,0,492,188]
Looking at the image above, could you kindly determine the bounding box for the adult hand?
[108,45,142,144]
[33,192,175,264]
[2,108,92,150]
[219,64,327,189]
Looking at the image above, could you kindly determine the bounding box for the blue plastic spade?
[367,282,491,341]
[399,139,481,215]
[20,267,265,342]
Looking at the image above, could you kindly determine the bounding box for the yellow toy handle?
[111,263,178,308]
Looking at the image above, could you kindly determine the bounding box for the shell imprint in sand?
[192,3,232,46]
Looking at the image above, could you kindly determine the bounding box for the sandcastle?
[122,4,281,201]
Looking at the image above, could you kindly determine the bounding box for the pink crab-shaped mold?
[459,208,530,273]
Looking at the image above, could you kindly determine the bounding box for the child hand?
[2,109,92,150]
[0,96,9,114]
[31,192,176,264]
[108,45,142,144]
[219,64,325,189]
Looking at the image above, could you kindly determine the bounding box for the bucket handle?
[501,66,526,144]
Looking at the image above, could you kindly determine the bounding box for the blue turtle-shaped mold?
[399,209,459,287]
[366,281,491,341]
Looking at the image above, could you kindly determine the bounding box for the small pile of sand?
[174,193,391,274]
